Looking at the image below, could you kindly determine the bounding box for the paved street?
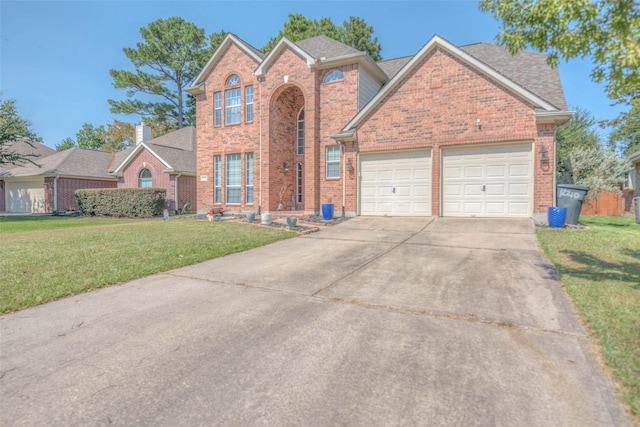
[0,217,630,426]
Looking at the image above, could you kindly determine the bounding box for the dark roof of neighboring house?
[2,147,116,179]
[377,56,412,79]
[459,42,567,110]
[0,138,56,175]
[110,126,196,174]
[295,35,361,60]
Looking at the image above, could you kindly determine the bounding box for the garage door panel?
[7,180,46,213]
[361,150,431,216]
[443,143,532,217]
[464,166,483,178]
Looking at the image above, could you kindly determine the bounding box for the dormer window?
[323,69,344,83]
[225,74,241,124]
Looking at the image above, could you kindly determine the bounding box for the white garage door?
[442,143,532,217]
[6,180,46,213]
[360,150,431,216]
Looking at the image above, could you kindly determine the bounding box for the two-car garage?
[359,143,533,218]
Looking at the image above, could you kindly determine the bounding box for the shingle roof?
[295,35,361,60]
[110,126,196,174]
[0,138,56,175]
[628,149,640,163]
[377,56,412,79]
[2,148,116,179]
[460,42,567,110]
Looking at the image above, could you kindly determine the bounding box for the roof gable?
[187,34,264,94]
[111,127,196,175]
[339,35,562,135]
[254,36,316,77]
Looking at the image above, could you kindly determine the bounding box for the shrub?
[75,188,166,217]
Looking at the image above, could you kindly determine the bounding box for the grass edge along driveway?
[0,216,294,314]
[536,216,639,422]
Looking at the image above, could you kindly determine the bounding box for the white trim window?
[323,69,344,83]
[245,152,254,204]
[225,75,241,124]
[226,154,241,203]
[139,169,152,187]
[297,108,304,155]
[213,155,221,204]
[326,146,340,178]
[213,91,221,126]
[245,85,254,123]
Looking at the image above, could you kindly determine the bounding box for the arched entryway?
[268,85,305,212]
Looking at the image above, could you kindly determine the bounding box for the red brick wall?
[194,43,261,213]
[356,47,554,216]
[119,148,176,210]
[318,65,359,213]
[177,175,196,212]
[44,177,116,212]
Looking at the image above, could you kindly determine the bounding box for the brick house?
[187,34,572,221]
[1,126,196,214]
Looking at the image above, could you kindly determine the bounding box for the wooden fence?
[580,191,623,216]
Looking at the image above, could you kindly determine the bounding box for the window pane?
[214,92,221,126]
[225,88,241,124]
[326,146,340,178]
[139,169,152,187]
[214,155,221,204]
[297,108,304,155]
[246,152,254,204]
[226,74,240,86]
[226,154,241,203]
[323,69,344,83]
[245,86,254,122]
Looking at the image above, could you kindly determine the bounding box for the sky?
[1,0,625,149]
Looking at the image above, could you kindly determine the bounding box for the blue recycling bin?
[322,203,334,220]
[548,206,567,228]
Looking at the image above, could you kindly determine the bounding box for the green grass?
[537,216,640,419]
[0,216,295,314]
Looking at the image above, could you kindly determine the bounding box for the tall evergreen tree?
[262,14,382,60]
[0,99,40,166]
[108,18,223,129]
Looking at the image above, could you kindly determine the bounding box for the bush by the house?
[75,188,166,218]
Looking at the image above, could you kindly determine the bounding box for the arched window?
[297,108,304,155]
[225,74,241,124]
[139,169,152,188]
[323,69,344,83]
[226,74,241,86]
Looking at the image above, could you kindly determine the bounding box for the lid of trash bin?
[557,184,589,191]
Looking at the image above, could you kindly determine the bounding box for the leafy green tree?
[479,0,640,99]
[0,98,40,166]
[609,97,640,156]
[56,123,105,151]
[262,14,382,61]
[567,145,631,200]
[555,108,601,182]
[102,120,136,152]
[109,17,221,129]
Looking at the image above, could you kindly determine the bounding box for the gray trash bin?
[635,197,640,224]
[557,184,589,225]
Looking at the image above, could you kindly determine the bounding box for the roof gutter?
[535,110,574,125]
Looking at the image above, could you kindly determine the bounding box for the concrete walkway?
[0,217,630,426]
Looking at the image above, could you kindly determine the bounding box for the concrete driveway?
[0,217,630,426]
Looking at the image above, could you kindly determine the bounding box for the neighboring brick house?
[110,126,197,213]
[187,34,572,221]
[1,126,196,214]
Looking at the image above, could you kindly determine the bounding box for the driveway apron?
[0,217,630,426]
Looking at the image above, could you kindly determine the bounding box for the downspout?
[175,173,182,212]
[341,142,346,218]
[258,79,263,215]
[53,175,59,212]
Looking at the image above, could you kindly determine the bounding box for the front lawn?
[537,216,640,419]
[0,216,295,314]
